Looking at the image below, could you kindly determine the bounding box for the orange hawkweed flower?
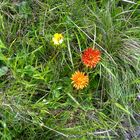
[82,48,101,68]
[71,71,89,90]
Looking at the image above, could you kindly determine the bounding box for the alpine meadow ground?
[0,0,140,139]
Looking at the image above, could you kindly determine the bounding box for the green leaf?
[100,62,116,78]
[115,103,131,115]
[0,52,6,61]
[0,39,6,49]
[0,40,7,62]
[0,66,8,77]
[131,78,140,84]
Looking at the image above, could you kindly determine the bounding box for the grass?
[0,0,140,139]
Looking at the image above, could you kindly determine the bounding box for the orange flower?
[71,71,89,90]
[82,48,101,68]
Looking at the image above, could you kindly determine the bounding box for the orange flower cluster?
[52,33,101,90]
[71,47,101,90]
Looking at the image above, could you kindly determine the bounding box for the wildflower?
[82,47,101,68]
[52,33,64,45]
[71,71,89,90]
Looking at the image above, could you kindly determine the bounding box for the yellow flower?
[52,33,64,45]
[71,71,89,90]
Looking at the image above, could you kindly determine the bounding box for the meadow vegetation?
[0,0,140,139]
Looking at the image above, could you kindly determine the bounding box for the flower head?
[82,47,101,68]
[71,71,89,90]
[52,33,64,45]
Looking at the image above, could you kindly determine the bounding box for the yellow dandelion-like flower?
[71,71,89,90]
[52,33,64,45]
